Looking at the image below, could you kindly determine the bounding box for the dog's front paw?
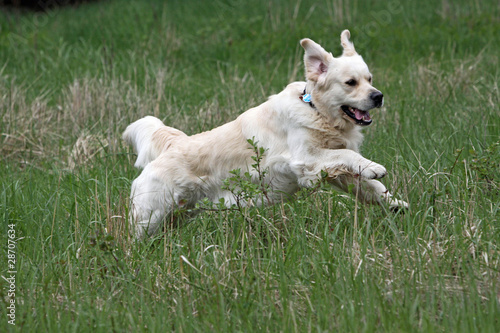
[358,162,387,179]
[389,199,409,213]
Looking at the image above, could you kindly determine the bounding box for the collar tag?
[302,93,312,103]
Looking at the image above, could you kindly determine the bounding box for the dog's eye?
[368,77,372,83]
[345,79,357,86]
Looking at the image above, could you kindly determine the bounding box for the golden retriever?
[124,30,408,239]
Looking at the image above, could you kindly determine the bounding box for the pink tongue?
[354,109,371,121]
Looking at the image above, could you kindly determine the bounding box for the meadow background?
[1,0,499,331]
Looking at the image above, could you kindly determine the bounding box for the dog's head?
[300,30,382,126]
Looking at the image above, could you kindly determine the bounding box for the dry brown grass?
[408,52,497,105]
[1,65,269,170]
[1,73,173,167]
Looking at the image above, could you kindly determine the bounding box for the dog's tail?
[123,116,187,168]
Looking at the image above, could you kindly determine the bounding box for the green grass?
[1,0,499,331]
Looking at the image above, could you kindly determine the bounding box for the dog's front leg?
[328,175,408,210]
[292,148,387,186]
[318,149,408,209]
[291,148,408,209]
[323,149,388,180]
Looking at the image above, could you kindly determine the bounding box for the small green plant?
[469,141,500,193]
[222,138,270,206]
[449,142,500,196]
[84,224,128,280]
[195,137,270,224]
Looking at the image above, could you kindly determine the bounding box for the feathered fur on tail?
[123,116,187,168]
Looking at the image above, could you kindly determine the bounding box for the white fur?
[124,30,408,239]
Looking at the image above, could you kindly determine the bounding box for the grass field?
[1,0,499,331]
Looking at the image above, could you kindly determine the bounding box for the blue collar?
[300,88,316,109]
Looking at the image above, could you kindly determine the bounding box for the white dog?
[124,30,408,239]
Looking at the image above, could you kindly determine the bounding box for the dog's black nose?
[370,91,384,107]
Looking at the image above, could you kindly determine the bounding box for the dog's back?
[123,116,187,168]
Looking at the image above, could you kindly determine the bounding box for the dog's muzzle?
[341,106,372,126]
[341,91,383,126]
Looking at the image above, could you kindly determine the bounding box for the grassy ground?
[1,0,499,331]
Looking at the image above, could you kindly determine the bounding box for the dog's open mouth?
[341,105,372,126]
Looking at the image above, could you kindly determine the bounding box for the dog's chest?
[301,110,363,152]
[309,127,362,152]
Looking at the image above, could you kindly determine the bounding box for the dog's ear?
[340,30,357,56]
[300,38,333,83]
